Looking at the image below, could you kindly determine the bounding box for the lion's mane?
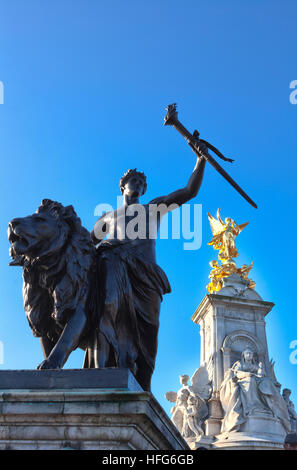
[22,199,96,343]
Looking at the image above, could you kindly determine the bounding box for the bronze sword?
[164,103,258,209]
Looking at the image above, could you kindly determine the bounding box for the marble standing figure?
[282,388,297,433]
[165,366,212,439]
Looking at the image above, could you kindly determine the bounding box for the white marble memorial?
[190,274,291,449]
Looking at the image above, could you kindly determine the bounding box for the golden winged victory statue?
[206,209,255,293]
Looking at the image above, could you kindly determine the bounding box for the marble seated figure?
[220,348,291,434]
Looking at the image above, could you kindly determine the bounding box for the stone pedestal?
[0,369,189,450]
[192,274,274,396]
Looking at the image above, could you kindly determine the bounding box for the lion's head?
[8,199,96,341]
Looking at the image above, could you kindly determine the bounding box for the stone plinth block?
[0,369,189,450]
[214,414,287,450]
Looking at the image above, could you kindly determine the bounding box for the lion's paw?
[37,358,61,370]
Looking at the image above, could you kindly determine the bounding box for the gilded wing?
[207,209,225,236]
[216,208,224,226]
[237,221,249,234]
[239,261,254,278]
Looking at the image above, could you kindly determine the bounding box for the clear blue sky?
[0,0,296,416]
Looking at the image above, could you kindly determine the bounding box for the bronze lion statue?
[8,197,171,391]
[8,199,97,370]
